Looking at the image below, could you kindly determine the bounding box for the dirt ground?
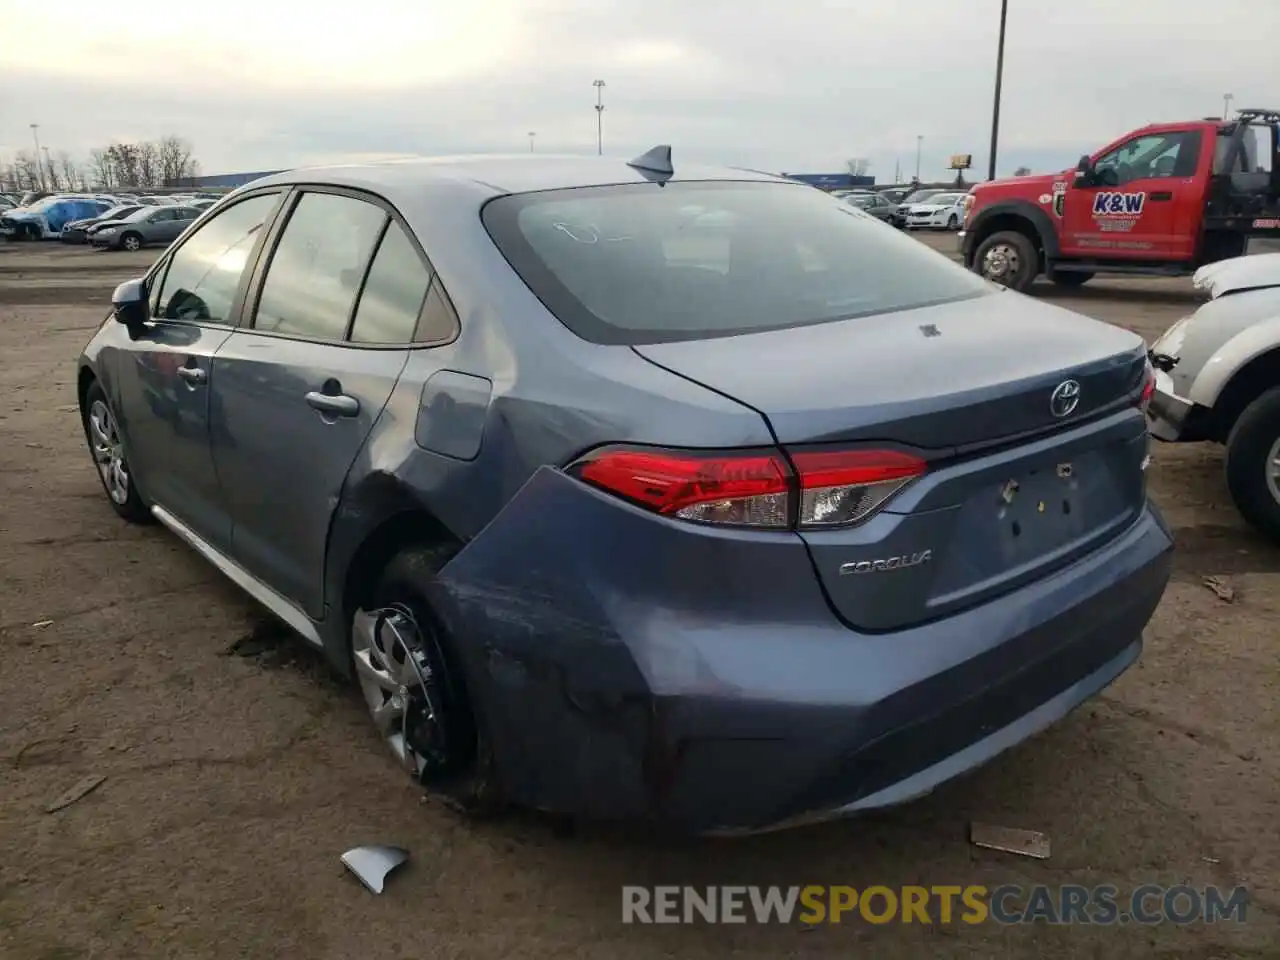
[0,234,1277,960]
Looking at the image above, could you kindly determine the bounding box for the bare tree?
[89,148,114,188]
[137,141,160,187]
[56,151,79,191]
[45,157,63,192]
[157,135,199,185]
[106,142,141,188]
[13,151,40,191]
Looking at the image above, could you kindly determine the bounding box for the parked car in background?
[90,205,200,250]
[77,153,1170,833]
[0,196,114,240]
[192,198,217,211]
[905,192,968,231]
[843,191,899,223]
[877,187,911,205]
[890,188,945,227]
[61,204,144,244]
[1147,252,1280,541]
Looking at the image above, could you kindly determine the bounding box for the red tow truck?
[959,109,1280,291]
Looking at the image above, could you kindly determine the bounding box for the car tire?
[1224,387,1280,542]
[351,546,502,818]
[973,230,1039,292]
[947,215,959,230]
[21,223,39,241]
[81,380,151,523]
[1049,270,1094,288]
[120,232,143,252]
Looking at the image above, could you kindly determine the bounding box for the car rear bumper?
[433,468,1173,834]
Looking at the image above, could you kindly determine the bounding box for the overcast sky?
[3,0,1276,182]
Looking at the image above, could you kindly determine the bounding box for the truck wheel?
[1049,270,1094,288]
[1225,387,1280,542]
[973,230,1038,292]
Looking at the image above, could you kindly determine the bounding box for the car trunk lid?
[633,292,1151,630]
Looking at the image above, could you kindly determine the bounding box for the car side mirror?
[1073,155,1094,186]
[112,277,149,328]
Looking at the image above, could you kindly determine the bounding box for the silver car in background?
[90,205,201,251]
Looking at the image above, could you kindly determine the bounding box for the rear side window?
[482,181,991,345]
[349,221,432,344]
[253,192,387,340]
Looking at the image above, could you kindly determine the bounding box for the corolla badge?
[839,550,932,576]
[1049,379,1081,418]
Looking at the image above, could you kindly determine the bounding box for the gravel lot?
[1,234,1277,960]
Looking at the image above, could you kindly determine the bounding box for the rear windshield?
[482,181,991,345]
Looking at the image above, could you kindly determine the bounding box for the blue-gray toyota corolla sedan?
[76,150,1173,834]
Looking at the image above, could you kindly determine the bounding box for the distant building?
[166,170,286,189]
[781,172,876,190]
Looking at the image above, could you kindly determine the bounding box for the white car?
[904,192,967,231]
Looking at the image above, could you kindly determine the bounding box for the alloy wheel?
[351,604,451,780]
[1266,437,1280,505]
[123,235,141,252]
[88,399,130,504]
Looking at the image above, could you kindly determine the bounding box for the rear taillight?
[569,446,927,529]
[791,449,927,527]
[1138,359,1155,414]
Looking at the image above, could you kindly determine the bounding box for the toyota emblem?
[1050,379,1081,418]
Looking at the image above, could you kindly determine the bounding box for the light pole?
[528,131,536,153]
[593,79,606,155]
[915,136,923,181]
[987,0,1009,181]
[1223,93,1234,120]
[29,123,44,190]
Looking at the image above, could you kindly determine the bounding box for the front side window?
[483,180,992,345]
[252,192,387,340]
[153,192,281,324]
[349,221,433,344]
[1095,131,1202,184]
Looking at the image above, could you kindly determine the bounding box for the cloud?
[1,0,1274,181]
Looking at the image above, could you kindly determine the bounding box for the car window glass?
[416,280,459,343]
[349,221,433,343]
[1095,132,1200,184]
[253,192,387,340]
[154,193,280,324]
[485,181,991,345]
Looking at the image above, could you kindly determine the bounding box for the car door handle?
[177,365,207,385]
[1149,191,1173,201]
[305,391,360,417]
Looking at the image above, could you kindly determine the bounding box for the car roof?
[246,154,789,204]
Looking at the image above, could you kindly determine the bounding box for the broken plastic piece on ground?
[341,844,409,894]
[45,774,106,813]
[969,822,1050,859]
[1201,576,1235,603]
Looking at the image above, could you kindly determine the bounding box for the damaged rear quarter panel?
[424,466,836,825]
